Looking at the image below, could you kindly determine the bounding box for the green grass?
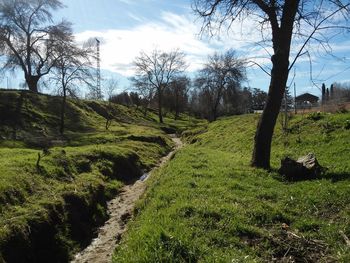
[0,90,202,262]
[113,112,350,262]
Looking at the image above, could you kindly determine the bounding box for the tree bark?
[25,75,40,93]
[251,54,289,169]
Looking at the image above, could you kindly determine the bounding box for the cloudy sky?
[2,0,350,96]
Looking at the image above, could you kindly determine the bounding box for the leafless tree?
[194,50,246,121]
[133,49,187,123]
[104,78,118,100]
[0,0,69,92]
[49,36,94,134]
[193,0,350,169]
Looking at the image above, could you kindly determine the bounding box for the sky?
[2,0,350,97]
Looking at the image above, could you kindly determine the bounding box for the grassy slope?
[114,112,350,262]
[0,90,202,262]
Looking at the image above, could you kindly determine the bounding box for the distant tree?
[330,84,334,100]
[322,83,326,105]
[193,0,350,169]
[130,75,155,116]
[129,92,141,108]
[330,82,350,102]
[163,76,190,119]
[222,86,252,115]
[0,0,72,92]
[110,91,131,106]
[133,49,187,123]
[189,86,212,119]
[194,50,246,121]
[250,88,268,111]
[187,89,204,118]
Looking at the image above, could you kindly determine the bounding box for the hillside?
[0,90,202,263]
[114,112,350,262]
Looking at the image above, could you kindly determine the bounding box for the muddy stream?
[71,135,183,263]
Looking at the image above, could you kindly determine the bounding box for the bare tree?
[0,0,68,92]
[133,49,187,123]
[104,78,118,100]
[49,37,94,134]
[194,50,246,121]
[193,0,350,169]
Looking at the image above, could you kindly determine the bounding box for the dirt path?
[71,135,183,263]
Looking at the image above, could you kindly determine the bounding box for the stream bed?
[71,135,182,263]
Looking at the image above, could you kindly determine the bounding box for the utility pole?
[96,38,101,99]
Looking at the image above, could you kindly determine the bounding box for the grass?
[0,90,203,262]
[113,111,350,262]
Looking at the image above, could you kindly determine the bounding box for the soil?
[71,135,183,263]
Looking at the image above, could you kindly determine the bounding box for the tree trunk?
[60,89,66,135]
[25,75,40,93]
[251,0,299,169]
[251,54,289,169]
[158,87,163,123]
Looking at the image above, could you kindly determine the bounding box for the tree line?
[113,75,268,122]
[127,48,267,122]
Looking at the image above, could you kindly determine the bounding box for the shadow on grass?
[271,167,350,183]
[323,171,350,182]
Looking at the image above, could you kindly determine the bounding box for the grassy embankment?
[0,90,202,263]
[114,111,350,262]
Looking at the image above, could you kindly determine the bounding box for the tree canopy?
[0,0,70,92]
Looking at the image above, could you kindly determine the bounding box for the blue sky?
[2,0,350,97]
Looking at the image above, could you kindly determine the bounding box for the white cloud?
[75,11,263,76]
[74,9,350,93]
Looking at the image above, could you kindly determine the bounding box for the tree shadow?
[271,167,350,183]
[322,171,350,182]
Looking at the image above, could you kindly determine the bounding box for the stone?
[278,153,323,181]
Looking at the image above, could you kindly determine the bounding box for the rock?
[278,153,323,181]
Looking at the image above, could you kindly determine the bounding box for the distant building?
[295,93,319,109]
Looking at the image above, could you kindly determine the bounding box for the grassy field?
[113,112,350,262]
[0,90,202,262]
